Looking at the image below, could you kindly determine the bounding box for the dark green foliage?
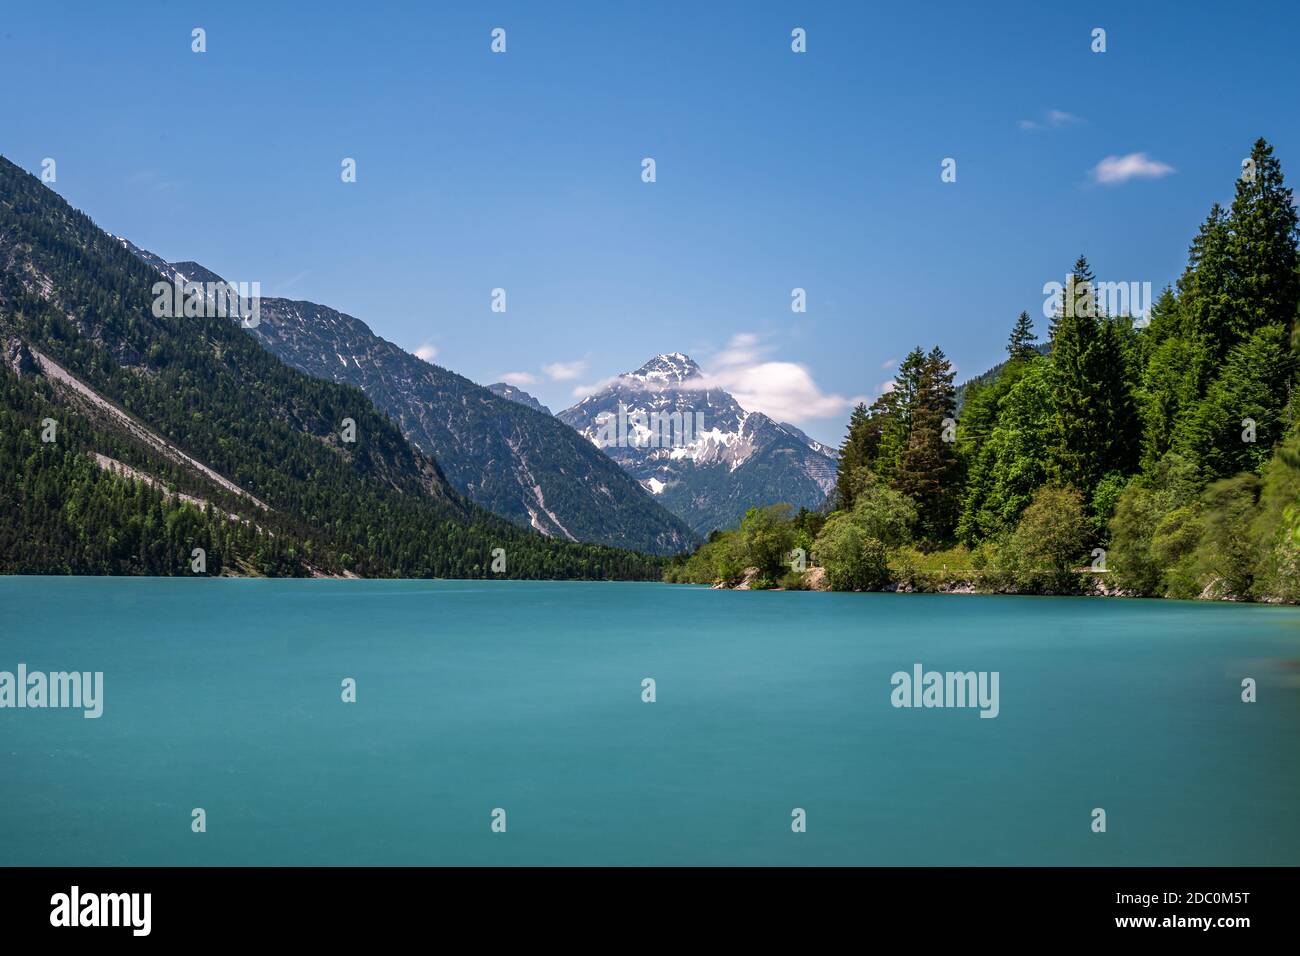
[1225,140,1300,346]
[0,156,664,581]
[895,347,959,542]
[674,138,1300,601]
[1000,485,1091,594]
[1007,311,1038,361]
[956,358,1052,542]
[833,403,872,510]
[830,346,958,544]
[1248,426,1300,601]
[812,516,890,591]
[1175,324,1294,480]
[1045,257,1141,496]
[1187,474,1261,599]
[737,504,797,586]
[1106,454,1200,595]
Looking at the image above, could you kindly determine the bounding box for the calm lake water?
[2,578,1298,866]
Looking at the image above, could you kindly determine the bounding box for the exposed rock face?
[4,337,38,377]
[487,382,552,416]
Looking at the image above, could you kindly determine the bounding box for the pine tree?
[1090,316,1141,479]
[1047,256,1102,489]
[866,348,927,485]
[1177,325,1296,480]
[1176,203,1233,377]
[895,347,960,542]
[833,402,872,509]
[1007,311,1038,361]
[1227,138,1300,344]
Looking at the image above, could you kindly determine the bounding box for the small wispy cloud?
[714,332,763,367]
[1017,109,1084,131]
[501,371,537,386]
[881,357,897,370]
[571,374,622,399]
[544,360,587,381]
[412,343,438,362]
[129,168,181,192]
[1091,152,1175,185]
[271,269,311,296]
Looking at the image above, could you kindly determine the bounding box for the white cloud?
[1091,152,1175,185]
[570,374,623,399]
[501,371,537,386]
[695,361,860,423]
[881,357,897,369]
[1018,109,1083,131]
[544,360,587,381]
[714,332,763,367]
[682,332,863,424]
[413,343,438,362]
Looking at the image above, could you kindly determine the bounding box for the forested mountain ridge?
[116,240,695,557]
[669,139,1300,602]
[0,155,664,579]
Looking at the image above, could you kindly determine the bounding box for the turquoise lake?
[2,577,1299,866]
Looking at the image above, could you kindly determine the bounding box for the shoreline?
[697,565,1275,603]
[0,571,1279,603]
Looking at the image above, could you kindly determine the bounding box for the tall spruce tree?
[1226,138,1300,344]
[1176,203,1234,378]
[1090,316,1141,479]
[867,347,928,485]
[1007,311,1038,361]
[895,347,960,542]
[833,402,872,509]
[1047,256,1102,490]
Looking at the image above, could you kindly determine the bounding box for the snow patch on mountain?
[558,353,838,535]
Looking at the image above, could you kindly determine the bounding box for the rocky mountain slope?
[117,243,695,556]
[0,155,664,579]
[487,382,552,415]
[557,353,838,535]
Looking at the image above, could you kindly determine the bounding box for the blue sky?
[2,1,1295,444]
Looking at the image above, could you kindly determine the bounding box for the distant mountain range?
[113,227,839,546]
[0,155,661,579]
[116,240,696,557]
[557,353,838,535]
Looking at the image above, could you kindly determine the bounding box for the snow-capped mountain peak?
[557,352,837,535]
[629,352,702,384]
